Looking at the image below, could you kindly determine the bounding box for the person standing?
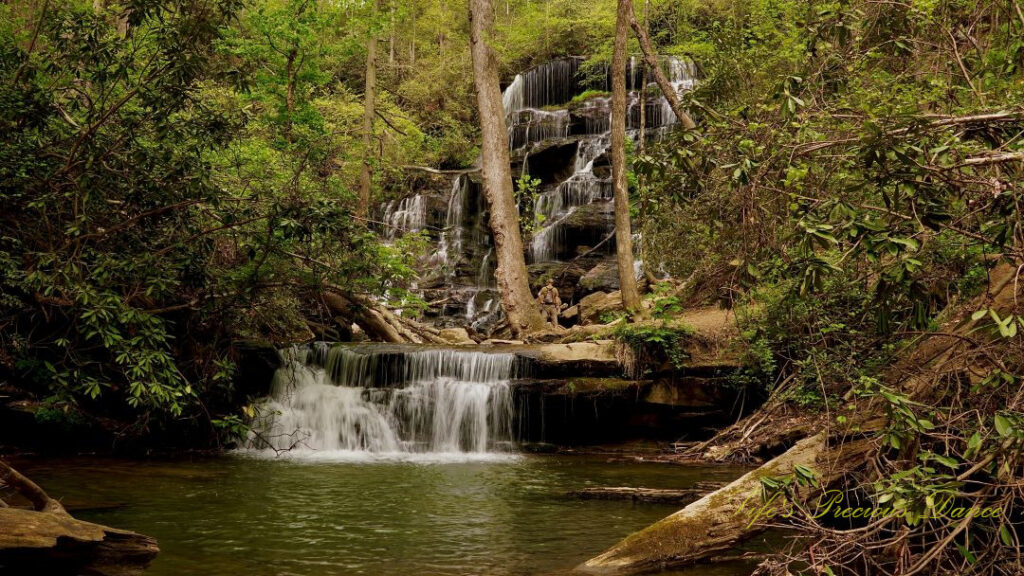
[537,278,562,327]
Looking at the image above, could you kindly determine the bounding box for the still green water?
[18,454,760,576]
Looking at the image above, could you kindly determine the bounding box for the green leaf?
[995,414,1013,437]
[971,309,988,321]
[1000,524,1014,546]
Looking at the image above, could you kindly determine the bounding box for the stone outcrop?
[438,327,475,345]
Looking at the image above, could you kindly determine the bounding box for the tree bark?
[611,0,642,311]
[468,0,544,337]
[625,0,697,130]
[358,0,381,222]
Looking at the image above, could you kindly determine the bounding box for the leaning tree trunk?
[357,0,381,222]
[611,0,642,311]
[624,0,696,130]
[468,0,544,337]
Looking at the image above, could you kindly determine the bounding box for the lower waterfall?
[245,344,518,460]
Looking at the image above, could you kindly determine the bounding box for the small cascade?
[381,195,427,239]
[432,175,469,274]
[508,108,570,150]
[248,345,518,456]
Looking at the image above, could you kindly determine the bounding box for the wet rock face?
[579,261,620,293]
[511,374,747,445]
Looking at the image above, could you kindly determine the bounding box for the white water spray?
[247,345,517,458]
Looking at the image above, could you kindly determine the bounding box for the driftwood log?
[568,486,718,504]
[0,460,158,575]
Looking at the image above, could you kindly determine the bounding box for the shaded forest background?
[1,0,1023,452]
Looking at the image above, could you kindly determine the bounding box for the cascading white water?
[247,345,517,458]
[431,175,468,274]
[371,56,695,329]
[512,57,695,264]
[382,195,427,239]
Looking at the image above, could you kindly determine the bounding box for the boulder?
[579,261,620,293]
[530,341,620,376]
[438,327,475,345]
[565,290,623,325]
[527,261,587,297]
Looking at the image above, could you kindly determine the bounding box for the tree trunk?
[388,1,395,66]
[468,0,544,337]
[358,0,380,222]
[285,47,297,122]
[625,0,697,130]
[611,0,642,311]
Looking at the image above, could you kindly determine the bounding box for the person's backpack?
[542,288,554,304]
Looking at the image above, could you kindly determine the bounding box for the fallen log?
[0,508,158,576]
[322,289,446,345]
[0,460,158,575]
[579,263,1023,575]
[568,486,715,504]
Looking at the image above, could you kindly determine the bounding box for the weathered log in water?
[0,460,158,575]
[568,485,720,504]
[0,508,158,576]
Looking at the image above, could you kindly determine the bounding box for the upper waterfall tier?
[503,56,696,151]
[374,56,696,334]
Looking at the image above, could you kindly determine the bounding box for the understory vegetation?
[628,1,1024,574]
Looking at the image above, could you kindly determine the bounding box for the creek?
[19,455,759,576]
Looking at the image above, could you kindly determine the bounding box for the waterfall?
[507,57,695,264]
[431,175,468,274]
[246,344,518,459]
[367,56,694,331]
[381,195,427,239]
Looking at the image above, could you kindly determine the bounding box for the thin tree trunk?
[636,0,659,285]
[388,2,395,66]
[285,48,297,116]
[358,0,381,222]
[409,9,416,64]
[611,0,642,311]
[625,0,697,130]
[637,0,648,155]
[468,0,544,337]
